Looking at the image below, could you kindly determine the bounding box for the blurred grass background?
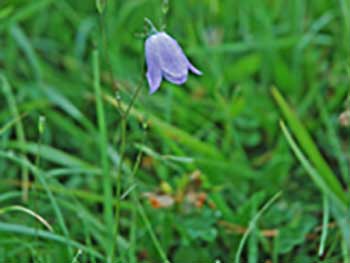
[0,0,350,262]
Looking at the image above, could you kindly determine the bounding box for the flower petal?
[163,72,188,85]
[156,32,188,78]
[145,35,163,93]
[146,68,162,94]
[188,61,202,75]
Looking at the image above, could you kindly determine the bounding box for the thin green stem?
[123,82,144,120]
[113,80,143,255]
[144,17,158,35]
[113,44,145,257]
[128,126,147,263]
[96,4,145,258]
[114,118,126,256]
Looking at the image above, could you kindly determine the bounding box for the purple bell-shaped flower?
[145,32,202,94]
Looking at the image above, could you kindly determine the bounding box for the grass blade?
[0,222,103,260]
[280,121,346,209]
[271,87,348,206]
[137,200,169,263]
[0,75,29,202]
[235,192,282,263]
[0,150,72,255]
[318,196,330,257]
[0,205,53,232]
[92,49,114,261]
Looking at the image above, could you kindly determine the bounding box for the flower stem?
[144,17,158,35]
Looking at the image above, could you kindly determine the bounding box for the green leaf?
[176,208,219,243]
[277,215,317,254]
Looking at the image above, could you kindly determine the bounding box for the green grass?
[0,0,349,262]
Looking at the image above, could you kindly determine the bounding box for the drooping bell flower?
[145,31,202,94]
